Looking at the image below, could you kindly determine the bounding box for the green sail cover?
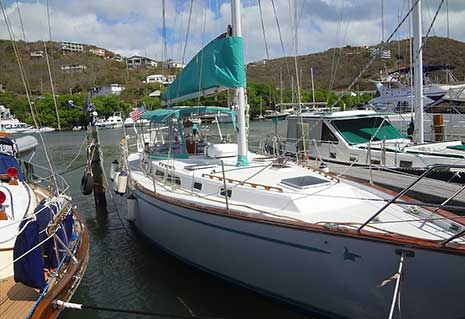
[161,36,246,105]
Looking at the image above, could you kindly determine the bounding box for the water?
[25,121,311,319]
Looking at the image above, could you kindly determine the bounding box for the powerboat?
[285,110,465,180]
[0,105,33,133]
[102,112,123,129]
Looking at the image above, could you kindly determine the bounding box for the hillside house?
[146,74,176,87]
[61,64,87,72]
[89,48,106,57]
[94,84,125,96]
[30,51,44,58]
[167,61,185,69]
[146,74,166,83]
[61,41,84,54]
[113,54,123,62]
[127,56,158,68]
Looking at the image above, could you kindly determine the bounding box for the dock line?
[54,300,225,318]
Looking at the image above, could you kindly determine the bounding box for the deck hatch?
[281,176,330,189]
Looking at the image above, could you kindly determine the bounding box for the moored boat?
[122,2,465,317]
[0,135,89,319]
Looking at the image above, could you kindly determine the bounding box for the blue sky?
[1,0,464,62]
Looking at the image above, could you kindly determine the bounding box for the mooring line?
[55,300,224,318]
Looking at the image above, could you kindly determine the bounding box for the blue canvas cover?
[35,200,66,268]
[13,219,46,290]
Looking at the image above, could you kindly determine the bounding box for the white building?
[167,61,185,69]
[89,48,106,57]
[30,51,44,58]
[94,84,125,96]
[369,47,391,59]
[146,74,166,84]
[113,54,123,62]
[127,56,158,68]
[61,64,87,72]
[61,41,84,54]
[146,74,176,87]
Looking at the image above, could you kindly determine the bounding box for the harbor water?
[23,120,312,319]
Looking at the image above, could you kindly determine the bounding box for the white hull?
[130,185,465,318]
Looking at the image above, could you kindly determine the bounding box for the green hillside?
[1,37,464,95]
[247,36,465,91]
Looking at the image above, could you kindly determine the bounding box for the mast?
[412,0,424,143]
[231,0,249,167]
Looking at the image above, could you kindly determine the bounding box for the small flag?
[129,104,146,121]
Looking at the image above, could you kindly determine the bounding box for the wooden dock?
[303,160,465,209]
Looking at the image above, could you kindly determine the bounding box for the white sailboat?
[124,1,465,318]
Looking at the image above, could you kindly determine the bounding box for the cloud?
[0,0,464,63]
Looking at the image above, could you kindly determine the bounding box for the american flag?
[129,105,146,121]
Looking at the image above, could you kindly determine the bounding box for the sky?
[1,0,464,63]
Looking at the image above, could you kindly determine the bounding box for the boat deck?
[308,160,465,207]
[0,276,38,319]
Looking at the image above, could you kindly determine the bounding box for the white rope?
[387,253,404,319]
[0,219,32,244]
[0,232,54,274]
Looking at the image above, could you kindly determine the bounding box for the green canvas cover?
[161,36,246,105]
[141,106,234,123]
[332,117,406,145]
[447,144,465,151]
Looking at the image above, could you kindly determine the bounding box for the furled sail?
[161,34,246,105]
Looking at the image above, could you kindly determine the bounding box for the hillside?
[0,37,464,95]
[247,36,465,91]
[0,40,177,94]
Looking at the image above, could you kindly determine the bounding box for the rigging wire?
[15,0,26,42]
[162,0,168,64]
[329,0,421,109]
[0,0,60,192]
[413,0,445,63]
[44,0,61,130]
[270,0,291,81]
[257,0,270,60]
[174,0,194,104]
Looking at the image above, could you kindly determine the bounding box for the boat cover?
[447,144,465,151]
[141,106,235,127]
[35,200,68,268]
[161,35,246,105]
[332,117,406,145]
[13,219,46,290]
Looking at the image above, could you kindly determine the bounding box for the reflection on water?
[18,121,311,319]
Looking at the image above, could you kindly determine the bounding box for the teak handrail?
[202,173,283,192]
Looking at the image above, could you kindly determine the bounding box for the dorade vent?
[219,188,232,198]
[193,182,202,191]
[281,176,331,190]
